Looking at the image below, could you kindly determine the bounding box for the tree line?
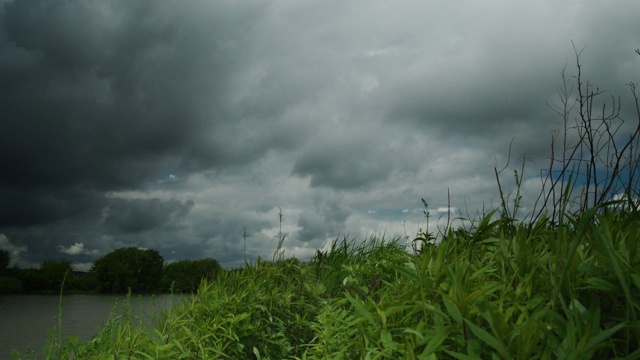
[0,247,221,294]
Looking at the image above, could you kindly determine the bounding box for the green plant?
[273,207,287,262]
[16,212,639,359]
[92,247,164,293]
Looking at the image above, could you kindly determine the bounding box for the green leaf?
[403,328,425,341]
[376,306,387,327]
[345,291,373,321]
[380,328,393,349]
[253,346,262,360]
[384,305,413,318]
[421,326,449,355]
[584,323,626,354]
[133,350,156,359]
[584,277,616,292]
[463,319,512,360]
[444,350,483,360]
[442,295,463,326]
[631,273,640,290]
[569,299,586,315]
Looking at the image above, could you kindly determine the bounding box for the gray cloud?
[57,242,99,256]
[297,190,352,243]
[292,133,402,190]
[102,198,194,234]
[1,0,638,268]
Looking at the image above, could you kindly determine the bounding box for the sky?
[1,0,639,269]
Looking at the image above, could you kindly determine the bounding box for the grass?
[10,206,640,359]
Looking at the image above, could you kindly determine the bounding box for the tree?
[0,249,9,274]
[91,247,164,293]
[0,249,22,293]
[40,259,73,291]
[193,258,222,279]
[162,258,221,293]
[14,268,47,292]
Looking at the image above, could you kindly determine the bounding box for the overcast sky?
[1,0,639,269]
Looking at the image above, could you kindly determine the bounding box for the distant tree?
[0,249,9,274]
[0,275,23,293]
[193,258,222,279]
[69,272,100,292]
[91,247,164,293]
[161,259,193,292]
[0,250,22,293]
[40,259,73,291]
[162,258,221,293]
[14,268,47,291]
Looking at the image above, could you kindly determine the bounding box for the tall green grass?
[12,208,639,359]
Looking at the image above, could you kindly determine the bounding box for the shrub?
[0,275,23,293]
[92,247,164,293]
[161,258,221,293]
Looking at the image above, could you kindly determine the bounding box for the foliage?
[161,258,222,293]
[0,252,218,294]
[68,272,100,292]
[0,249,9,274]
[12,268,48,292]
[91,247,164,293]
[0,250,23,293]
[13,211,640,359]
[0,275,23,293]
[39,260,73,292]
[1,268,100,293]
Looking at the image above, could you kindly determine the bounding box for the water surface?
[0,293,179,359]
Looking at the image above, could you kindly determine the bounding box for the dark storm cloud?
[0,0,302,267]
[103,198,194,234]
[292,132,405,190]
[297,190,352,243]
[0,186,105,227]
[0,0,278,226]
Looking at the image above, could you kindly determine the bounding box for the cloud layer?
[1,0,639,268]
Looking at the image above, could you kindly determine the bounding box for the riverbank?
[2,293,178,359]
[11,207,640,358]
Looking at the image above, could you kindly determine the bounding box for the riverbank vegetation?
[11,208,640,359]
[0,249,221,294]
[9,48,640,358]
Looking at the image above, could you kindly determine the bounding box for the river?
[0,293,182,359]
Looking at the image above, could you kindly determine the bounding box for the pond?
[0,293,181,359]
